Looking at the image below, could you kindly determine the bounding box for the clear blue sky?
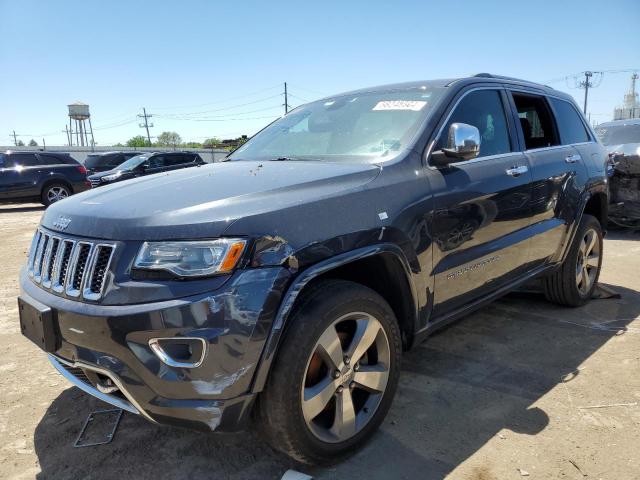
[1,0,638,146]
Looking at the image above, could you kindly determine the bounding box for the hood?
[42,161,380,240]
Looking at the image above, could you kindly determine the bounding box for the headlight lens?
[102,171,122,181]
[134,239,246,277]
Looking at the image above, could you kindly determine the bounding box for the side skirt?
[411,263,555,346]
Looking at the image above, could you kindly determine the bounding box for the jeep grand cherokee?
[18,74,608,464]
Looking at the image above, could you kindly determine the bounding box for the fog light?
[148,337,207,368]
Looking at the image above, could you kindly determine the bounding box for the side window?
[10,153,41,167]
[549,98,590,145]
[147,155,166,168]
[0,154,11,168]
[438,90,512,158]
[106,154,124,167]
[165,154,189,166]
[512,93,559,150]
[37,154,65,166]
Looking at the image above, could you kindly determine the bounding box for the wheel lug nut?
[336,386,344,393]
[334,370,341,379]
[349,382,355,389]
[344,356,350,365]
[354,363,359,371]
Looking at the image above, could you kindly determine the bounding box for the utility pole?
[138,108,153,146]
[284,82,289,114]
[65,125,71,146]
[580,71,593,114]
[12,130,17,146]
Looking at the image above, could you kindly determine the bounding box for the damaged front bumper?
[20,266,291,432]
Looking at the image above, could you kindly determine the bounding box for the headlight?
[134,239,246,277]
[102,171,122,181]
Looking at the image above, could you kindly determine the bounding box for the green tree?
[126,135,150,147]
[156,131,182,148]
[16,140,25,146]
[28,139,38,146]
[202,137,221,148]
[183,141,202,148]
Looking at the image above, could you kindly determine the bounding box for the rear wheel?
[41,183,71,206]
[257,280,401,464]
[543,214,603,307]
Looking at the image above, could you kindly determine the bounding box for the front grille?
[89,178,101,187]
[27,228,115,301]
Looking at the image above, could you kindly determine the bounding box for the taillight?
[77,165,87,175]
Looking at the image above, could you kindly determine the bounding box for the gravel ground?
[1,202,639,480]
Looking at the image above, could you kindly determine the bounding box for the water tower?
[68,102,95,147]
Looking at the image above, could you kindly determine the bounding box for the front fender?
[249,243,417,393]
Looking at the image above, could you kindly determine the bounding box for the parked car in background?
[19,74,608,465]
[595,119,640,228]
[0,151,90,206]
[88,151,206,187]
[83,151,148,175]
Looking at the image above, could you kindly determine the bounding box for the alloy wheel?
[301,312,391,443]
[576,227,600,295]
[47,186,69,203]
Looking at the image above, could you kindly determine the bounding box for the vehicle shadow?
[0,204,45,214]
[33,283,640,480]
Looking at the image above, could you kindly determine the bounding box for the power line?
[150,84,282,110]
[156,105,282,121]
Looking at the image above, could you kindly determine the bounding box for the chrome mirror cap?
[443,122,481,161]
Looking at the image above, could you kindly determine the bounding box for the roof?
[316,73,564,103]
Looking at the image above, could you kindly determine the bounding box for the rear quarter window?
[549,98,590,145]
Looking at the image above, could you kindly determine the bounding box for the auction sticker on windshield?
[373,100,427,111]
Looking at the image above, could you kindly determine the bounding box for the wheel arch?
[41,177,74,195]
[250,244,418,394]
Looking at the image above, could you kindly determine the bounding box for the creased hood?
[41,161,380,240]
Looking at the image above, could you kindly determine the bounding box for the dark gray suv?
[18,74,608,464]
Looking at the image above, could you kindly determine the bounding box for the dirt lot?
[1,203,639,480]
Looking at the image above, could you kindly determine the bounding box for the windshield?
[229,87,445,163]
[117,154,149,170]
[595,124,640,146]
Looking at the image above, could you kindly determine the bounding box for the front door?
[427,88,532,317]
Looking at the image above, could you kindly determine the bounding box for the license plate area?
[18,296,59,352]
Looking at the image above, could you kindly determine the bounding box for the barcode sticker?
[373,100,427,111]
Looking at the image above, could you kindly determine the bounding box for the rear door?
[507,90,589,266]
[428,88,533,317]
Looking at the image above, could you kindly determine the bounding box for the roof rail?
[472,73,553,89]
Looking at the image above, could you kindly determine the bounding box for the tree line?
[120,132,248,150]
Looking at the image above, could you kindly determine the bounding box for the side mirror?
[431,122,481,167]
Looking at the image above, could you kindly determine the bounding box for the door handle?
[505,165,528,177]
[565,154,581,163]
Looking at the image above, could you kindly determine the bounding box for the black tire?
[41,183,71,207]
[543,214,603,307]
[257,279,402,465]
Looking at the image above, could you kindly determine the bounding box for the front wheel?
[543,214,603,307]
[257,280,402,464]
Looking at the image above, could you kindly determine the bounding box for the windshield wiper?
[269,156,298,161]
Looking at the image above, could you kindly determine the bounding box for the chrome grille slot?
[27,228,116,301]
[53,240,75,293]
[66,243,93,297]
[84,245,115,300]
[33,234,50,282]
[41,237,60,288]
[27,230,42,276]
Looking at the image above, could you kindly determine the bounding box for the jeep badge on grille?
[52,216,71,231]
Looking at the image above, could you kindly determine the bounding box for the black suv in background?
[0,151,90,206]
[19,75,608,465]
[83,151,147,175]
[88,151,205,187]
